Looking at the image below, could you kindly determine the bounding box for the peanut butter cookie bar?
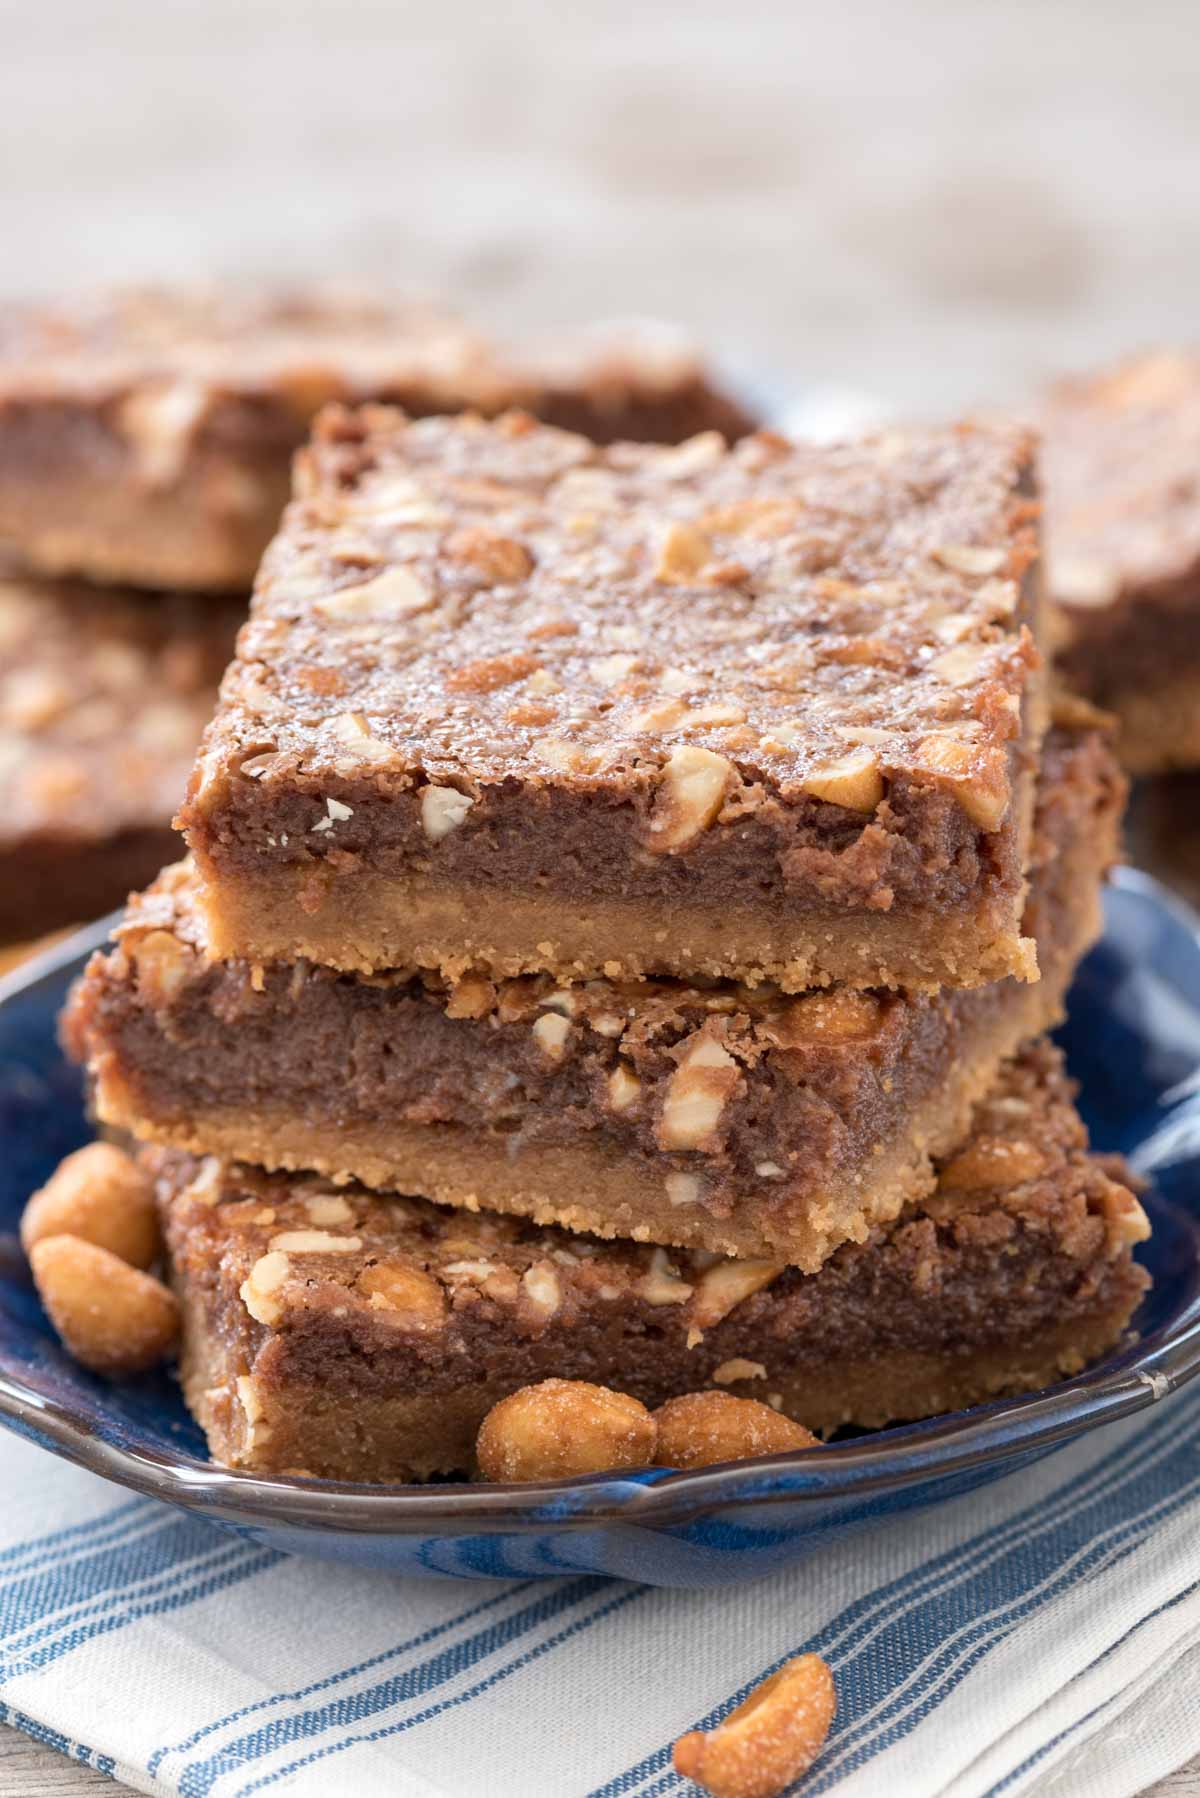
[180,408,1045,990]
[154,1040,1150,1482]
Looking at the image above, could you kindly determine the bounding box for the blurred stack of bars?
[53,297,1172,1483]
[0,287,753,949]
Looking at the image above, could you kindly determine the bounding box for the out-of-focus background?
[5,0,1200,415]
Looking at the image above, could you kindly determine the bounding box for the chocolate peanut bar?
[1044,351,1200,773]
[180,408,1045,991]
[0,288,754,593]
[0,570,241,941]
[68,723,1121,1269]
[156,1040,1150,1483]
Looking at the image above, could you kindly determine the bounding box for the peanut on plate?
[28,1234,179,1377]
[654,1391,819,1470]
[475,1378,657,1482]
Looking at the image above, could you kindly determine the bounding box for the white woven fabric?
[1,1380,1197,1797]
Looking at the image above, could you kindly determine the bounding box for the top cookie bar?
[0,288,754,592]
[182,408,1044,991]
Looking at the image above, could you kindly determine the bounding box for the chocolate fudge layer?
[156,1040,1150,1483]
[181,408,1045,992]
[1044,351,1200,773]
[0,289,754,593]
[69,722,1122,1269]
[0,571,241,941]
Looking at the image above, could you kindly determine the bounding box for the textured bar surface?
[157,1040,1150,1483]
[182,407,1044,990]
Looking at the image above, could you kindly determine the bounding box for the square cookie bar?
[156,1040,1150,1482]
[0,570,241,940]
[181,408,1045,991]
[0,289,755,592]
[1044,350,1200,772]
[70,721,1122,1269]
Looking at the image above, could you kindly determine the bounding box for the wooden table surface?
[5,0,1200,1786]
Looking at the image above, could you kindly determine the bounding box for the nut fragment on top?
[916,733,1010,830]
[800,747,883,813]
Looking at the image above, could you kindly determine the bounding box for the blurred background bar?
[3,0,1200,415]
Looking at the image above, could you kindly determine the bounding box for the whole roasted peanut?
[673,1654,836,1798]
[476,1378,657,1482]
[21,1143,161,1270]
[655,1391,819,1470]
[29,1235,179,1377]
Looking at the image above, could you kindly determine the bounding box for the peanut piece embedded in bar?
[179,408,1044,990]
[156,1039,1149,1484]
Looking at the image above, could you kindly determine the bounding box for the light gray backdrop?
[4,0,1199,413]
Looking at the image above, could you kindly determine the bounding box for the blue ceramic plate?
[1,868,1199,1587]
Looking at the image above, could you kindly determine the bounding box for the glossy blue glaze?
[1,868,1198,1587]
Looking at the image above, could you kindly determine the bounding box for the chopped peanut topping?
[531,1011,571,1060]
[655,520,711,583]
[315,565,432,619]
[240,1251,290,1326]
[801,747,883,813]
[447,527,534,584]
[607,1063,642,1112]
[356,1261,446,1330]
[916,732,1010,830]
[940,1136,1047,1191]
[692,1259,783,1329]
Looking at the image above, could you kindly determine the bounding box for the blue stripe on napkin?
[595,1385,1200,1797]
[2,1386,1199,1795]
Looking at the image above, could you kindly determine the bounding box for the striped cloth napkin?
[2,1383,1199,1798]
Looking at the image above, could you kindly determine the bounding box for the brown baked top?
[0,287,517,408]
[0,285,741,419]
[155,1038,1149,1372]
[188,407,1038,841]
[0,570,240,844]
[1044,351,1200,609]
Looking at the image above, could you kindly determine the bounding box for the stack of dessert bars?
[0,286,750,943]
[68,406,1152,1483]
